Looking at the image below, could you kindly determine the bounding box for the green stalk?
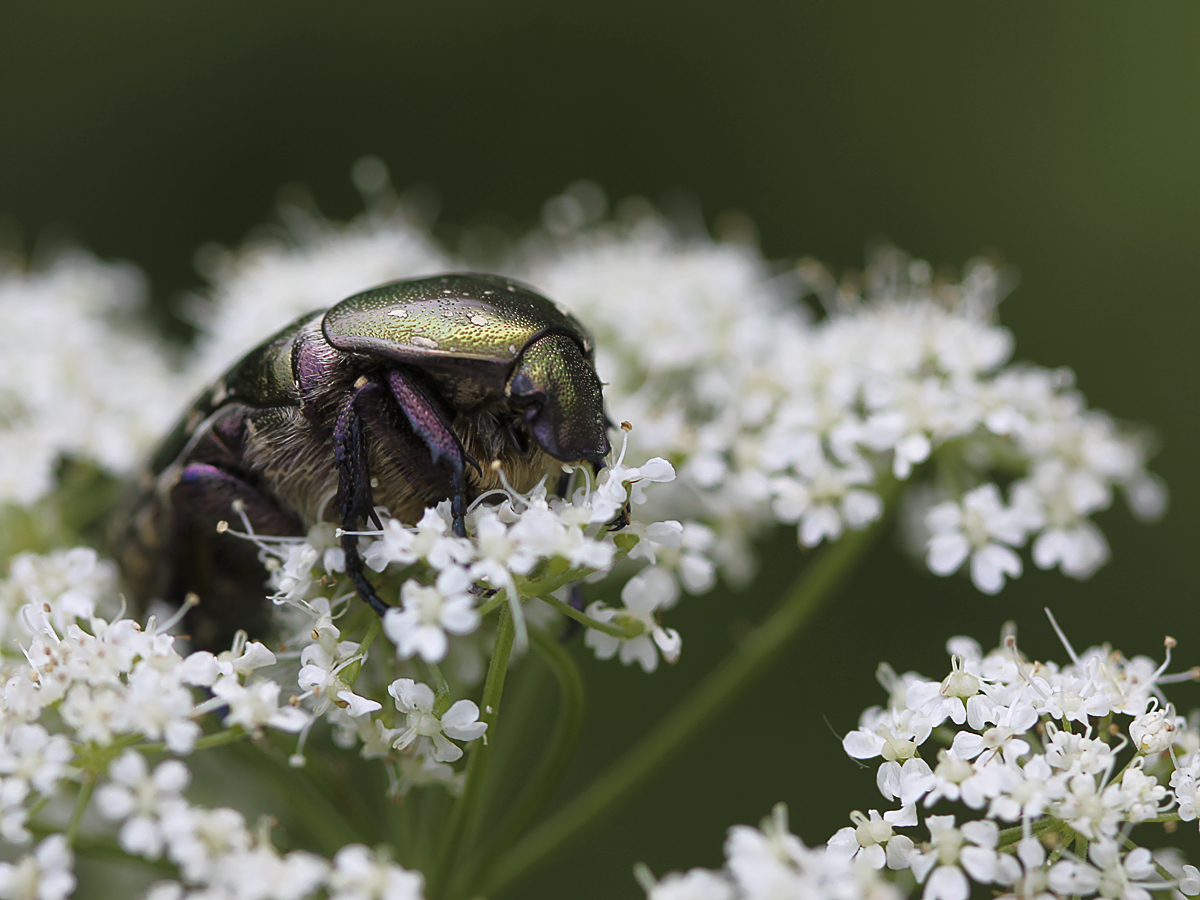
[535,589,639,638]
[430,602,516,896]
[228,739,369,855]
[139,728,248,755]
[65,770,97,845]
[480,489,895,896]
[452,626,585,897]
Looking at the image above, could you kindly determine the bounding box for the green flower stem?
[139,727,248,756]
[65,770,97,845]
[535,589,638,638]
[476,589,509,618]
[427,662,452,714]
[996,815,1070,850]
[452,626,586,898]
[481,484,897,897]
[431,602,516,897]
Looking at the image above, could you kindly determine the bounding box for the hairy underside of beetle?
[115,369,559,649]
[240,396,557,529]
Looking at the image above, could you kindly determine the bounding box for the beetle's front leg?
[384,368,477,538]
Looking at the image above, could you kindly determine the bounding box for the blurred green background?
[3,3,1198,896]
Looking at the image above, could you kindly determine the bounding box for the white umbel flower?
[584,569,682,673]
[387,679,487,763]
[327,843,425,900]
[925,485,1026,594]
[96,751,191,859]
[383,567,479,664]
[0,834,75,900]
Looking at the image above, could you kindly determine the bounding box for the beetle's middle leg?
[333,384,392,617]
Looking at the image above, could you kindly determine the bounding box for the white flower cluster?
[0,177,1173,899]
[637,804,902,900]
[0,546,306,756]
[834,620,1198,899]
[0,546,434,900]
[0,546,315,894]
[0,253,184,506]
[93,748,426,900]
[231,443,684,778]
[642,622,1200,900]
[0,181,1162,601]
[521,212,1164,593]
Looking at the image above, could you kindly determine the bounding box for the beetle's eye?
[508,372,538,402]
[507,371,544,417]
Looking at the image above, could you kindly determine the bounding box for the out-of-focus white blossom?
[0,834,75,900]
[327,843,426,900]
[0,254,185,506]
[640,804,904,900]
[96,751,191,859]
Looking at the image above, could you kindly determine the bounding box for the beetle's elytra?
[116,273,611,648]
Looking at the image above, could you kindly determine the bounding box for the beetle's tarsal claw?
[342,536,392,617]
[463,452,483,477]
[606,502,632,532]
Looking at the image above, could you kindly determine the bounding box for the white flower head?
[0,834,75,900]
[925,484,1026,594]
[583,569,681,673]
[327,843,425,900]
[387,678,487,763]
[95,751,191,859]
[383,567,480,664]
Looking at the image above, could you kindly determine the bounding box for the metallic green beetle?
[118,273,611,648]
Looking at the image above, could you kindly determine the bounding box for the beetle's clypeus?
[116,273,611,649]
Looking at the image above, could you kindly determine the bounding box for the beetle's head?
[506,332,610,463]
